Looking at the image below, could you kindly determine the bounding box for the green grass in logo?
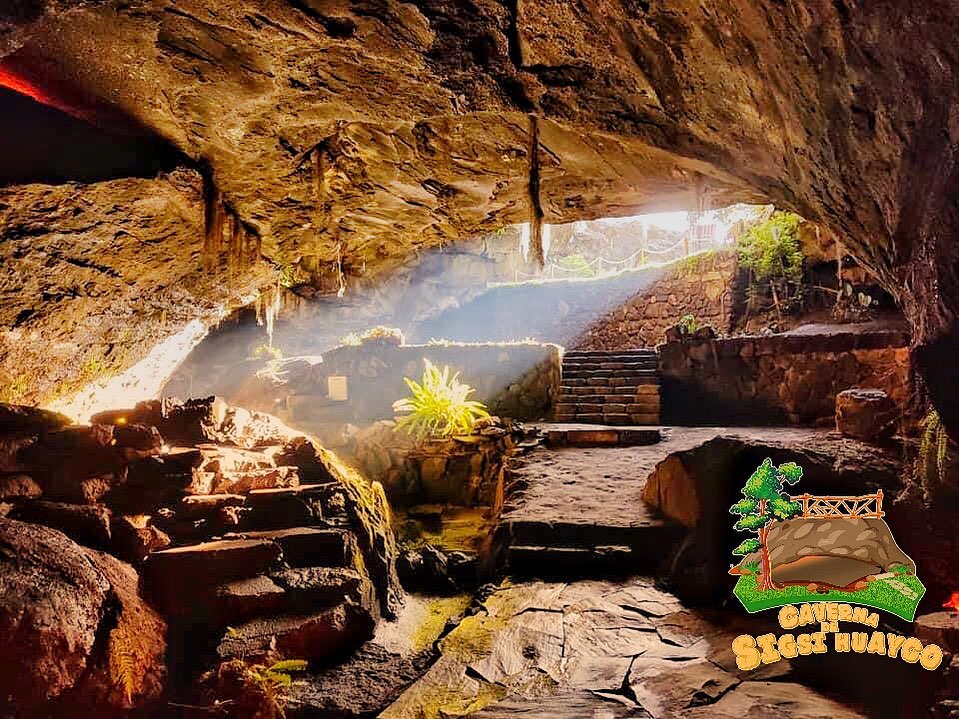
[733,573,926,621]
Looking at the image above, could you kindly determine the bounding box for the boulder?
[9,500,112,549]
[836,389,898,441]
[212,466,299,494]
[70,549,167,714]
[113,423,165,461]
[0,518,165,715]
[0,473,42,500]
[0,403,71,434]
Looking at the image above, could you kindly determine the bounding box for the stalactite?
[526,114,545,270]
[202,176,224,271]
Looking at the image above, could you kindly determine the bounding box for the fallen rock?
[9,500,112,549]
[836,389,897,441]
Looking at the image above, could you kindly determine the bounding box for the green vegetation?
[555,254,596,278]
[677,314,699,336]
[393,359,490,441]
[917,408,951,498]
[737,211,805,314]
[733,572,925,621]
[340,325,406,347]
[250,343,284,361]
[730,458,804,590]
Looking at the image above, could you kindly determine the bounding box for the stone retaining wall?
[659,328,912,426]
[574,250,741,350]
[232,341,561,437]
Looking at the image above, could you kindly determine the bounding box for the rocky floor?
[495,426,850,577]
[377,578,868,719]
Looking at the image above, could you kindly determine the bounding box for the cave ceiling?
[1,0,958,411]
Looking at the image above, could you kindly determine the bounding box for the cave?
[0,2,958,718]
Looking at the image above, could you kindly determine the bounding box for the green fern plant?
[918,408,950,494]
[678,314,699,336]
[392,359,490,441]
[248,660,309,718]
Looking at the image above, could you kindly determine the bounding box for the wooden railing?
[792,490,884,519]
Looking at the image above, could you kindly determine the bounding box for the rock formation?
[0,1,956,441]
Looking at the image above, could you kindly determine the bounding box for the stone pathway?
[379,579,866,719]
[497,426,832,576]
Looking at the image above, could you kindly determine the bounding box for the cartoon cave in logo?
[729,458,925,620]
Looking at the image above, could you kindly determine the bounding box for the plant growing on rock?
[198,659,308,718]
[392,359,490,441]
[737,211,805,316]
[730,458,803,591]
[677,314,699,336]
[341,325,405,347]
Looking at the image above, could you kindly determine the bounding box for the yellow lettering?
[757,633,781,664]
[779,605,799,630]
[886,634,906,659]
[851,632,868,653]
[838,604,852,621]
[798,603,815,626]
[827,603,839,622]
[797,633,813,656]
[867,631,886,655]
[778,634,798,659]
[835,633,850,652]
[920,644,943,671]
[852,607,869,625]
[811,632,828,654]
[732,635,761,671]
[901,638,922,664]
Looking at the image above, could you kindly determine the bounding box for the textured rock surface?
[836,388,898,440]
[0,518,166,715]
[0,170,269,406]
[0,1,958,435]
[379,579,871,719]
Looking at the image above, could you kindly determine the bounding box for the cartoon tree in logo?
[730,458,803,590]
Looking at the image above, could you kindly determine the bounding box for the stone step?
[224,527,357,568]
[560,383,660,396]
[556,394,660,413]
[507,545,636,578]
[209,567,369,626]
[554,412,660,425]
[543,426,662,447]
[216,601,376,662]
[564,350,657,358]
[563,360,658,371]
[562,369,658,379]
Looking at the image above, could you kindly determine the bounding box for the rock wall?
[573,250,741,350]
[340,419,518,510]
[659,328,912,427]
[410,264,672,346]
[0,169,270,409]
[227,341,562,437]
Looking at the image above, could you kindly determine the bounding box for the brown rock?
[836,388,898,441]
[0,473,42,500]
[212,466,300,494]
[9,500,112,549]
[0,518,111,710]
[0,403,71,434]
[109,514,171,563]
[216,602,375,663]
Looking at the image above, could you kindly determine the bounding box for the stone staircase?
[142,448,379,665]
[554,349,661,425]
